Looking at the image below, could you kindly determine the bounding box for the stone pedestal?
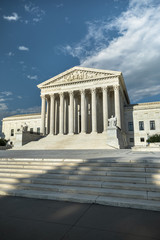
[106,124,127,149]
[106,126,120,149]
[14,131,23,147]
[14,130,42,148]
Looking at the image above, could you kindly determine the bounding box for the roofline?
[119,73,130,104]
[37,66,122,89]
[125,101,160,110]
[2,113,41,121]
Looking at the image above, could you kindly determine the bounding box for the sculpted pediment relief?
[38,66,121,88]
[47,70,112,85]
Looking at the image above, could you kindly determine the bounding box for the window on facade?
[139,121,144,131]
[150,120,155,130]
[11,129,14,136]
[130,138,134,143]
[128,122,134,131]
[30,128,33,134]
[37,127,40,135]
[140,138,145,142]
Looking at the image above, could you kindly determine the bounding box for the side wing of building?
[2,113,41,143]
[125,102,160,147]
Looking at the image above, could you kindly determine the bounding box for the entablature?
[41,77,119,95]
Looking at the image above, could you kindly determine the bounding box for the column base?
[102,130,107,134]
[80,132,86,135]
[91,131,98,135]
[48,133,54,136]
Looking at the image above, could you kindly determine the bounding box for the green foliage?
[0,138,8,146]
[147,134,160,143]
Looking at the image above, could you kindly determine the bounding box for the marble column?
[50,94,55,135]
[69,91,74,134]
[80,90,86,133]
[114,85,121,129]
[91,88,97,133]
[64,97,67,134]
[102,87,108,132]
[74,97,77,134]
[59,92,64,134]
[46,97,50,134]
[55,98,58,134]
[78,103,80,133]
[41,95,46,135]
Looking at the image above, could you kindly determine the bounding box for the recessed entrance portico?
[39,66,129,136]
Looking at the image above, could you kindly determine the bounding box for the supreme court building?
[2,66,160,149]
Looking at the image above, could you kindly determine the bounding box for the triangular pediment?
[37,66,121,89]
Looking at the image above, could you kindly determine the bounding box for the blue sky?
[1,0,160,132]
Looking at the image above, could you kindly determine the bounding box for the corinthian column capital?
[102,86,108,93]
[80,89,85,95]
[50,93,55,98]
[41,95,46,99]
[59,92,64,98]
[69,91,74,96]
[113,85,120,91]
[91,88,96,94]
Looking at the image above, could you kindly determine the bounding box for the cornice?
[125,102,160,111]
[3,113,41,122]
[41,75,119,90]
[37,66,121,89]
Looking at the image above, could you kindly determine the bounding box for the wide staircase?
[16,133,115,150]
[0,157,160,211]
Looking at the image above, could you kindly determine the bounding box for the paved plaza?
[0,196,160,240]
[0,149,160,159]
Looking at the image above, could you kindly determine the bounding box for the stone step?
[0,164,152,172]
[0,188,160,211]
[0,157,160,211]
[0,171,159,183]
[95,196,160,211]
[19,133,114,150]
[2,157,160,163]
[1,176,160,191]
[0,168,152,179]
[0,183,150,200]
[1,161,160,169]
[2,157,160,165]
[0,168,156,178]
[0,174,149,184]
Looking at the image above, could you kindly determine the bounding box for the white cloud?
[63,0,160,103]
[1,91,12,97]
[24,2,45,23]
[16,106,41,114]
[0,103,8,111]
[0,98,5,102]
[18,46,29,51]
[0,91,13,111]
[129,85,160,102]
[7,52,14,57]
[65,17,71,24]
[3,12,19,21]
[56,3,64,8]
[27,75,38,80]
[33,18,40,22]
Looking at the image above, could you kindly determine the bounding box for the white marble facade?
[38,66,128,136]
[2,66,160,148]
